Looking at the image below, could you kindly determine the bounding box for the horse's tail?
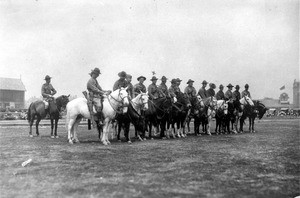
[27,103,32,123]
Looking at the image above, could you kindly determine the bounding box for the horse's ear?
[146,91,148,95]
[125,86,129,91]
[67,94,70,97]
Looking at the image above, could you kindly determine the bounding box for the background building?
[293,79,300,108]
[0,77,26,109]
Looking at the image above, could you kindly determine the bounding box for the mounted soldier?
[113,71,128,91]
[148,76,160,100]
[126,74,134,99]
[184,79,197,98]
[198,80,208,99]
[86,68,111,127]
[158,76,169,97]
[206,83,216,97]
[232,85,241,101]
[224,83,234,101]
[41,75,57,110]
[133,76,147,97]
[168,79,179,103]
[216,84,225,100]
[241,84,251,98]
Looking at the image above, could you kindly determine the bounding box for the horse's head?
[217,100,228,115]
[256,101,268,119]
[133,92,149,111]
[110,87,130,113]
[177,92,191,109]
[241,96,254,106]
[56,94,70,109]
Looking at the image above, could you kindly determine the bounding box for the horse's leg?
[207,117,211,135]
[50,118,55,138]
[54,118,59,138]
[117,121,122,141]
[36,116,41,137]
[29,114,35,137]
[125,123,131,144]
[73,118,81,143]
[252,117,256,133]
[67,118,76,144]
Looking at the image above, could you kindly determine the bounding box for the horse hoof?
[55,136,59,138]
[51,136,55,139]
[29,135,33,138]
[69,140,73,144]
[107,141,111,145]
[143,138,147,141]
[118,140,121,142]
[128,141,132,144]
[102,142,108,146]
[151,138,154,140]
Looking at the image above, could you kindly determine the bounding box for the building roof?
[0,77,26,91]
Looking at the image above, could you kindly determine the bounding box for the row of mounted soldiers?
[112,70,252,101]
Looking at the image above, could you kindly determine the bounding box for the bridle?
[108,89,129,113]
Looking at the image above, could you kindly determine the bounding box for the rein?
[107,90,129,114]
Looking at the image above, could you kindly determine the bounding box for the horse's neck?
[108,94,122,108]
[130,98,142,114]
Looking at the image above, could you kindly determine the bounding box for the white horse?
[198,96,217,135]
[66,87,130,145]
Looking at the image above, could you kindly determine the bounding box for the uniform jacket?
[148,84,159,99]
[87,77,103,97]
[133,83,146,97]
[41,83,57,99]
[215,90,225,100]
[169,85,180,98]
[241,90,251,98]
[113,79,128,91]
[184,86,196,98]
[198,87,207,99]
[224,90,233,100]
[158,83,169,97]
[206,88,215,97]
[232,90,241,101]
[127,82,134,99]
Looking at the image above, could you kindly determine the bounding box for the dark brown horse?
[240,100,268,133]
[27,95,69,138]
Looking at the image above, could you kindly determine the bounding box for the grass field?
[0,119,299,198]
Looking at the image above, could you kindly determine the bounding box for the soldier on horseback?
[126,74,134,99]
[41,75,57,110]
[241,84,251,98]
[216,84,225,100]
[184,79,197,98]
[148,76,160,100]
[168,79,179,103]
[232,85,241,101]
[133,76,147,97]
[224,83,234,101]
[87,68,111,127]
[206,83,216,97]
[113,71,128,91]
[198,80,208,99]
[158,76,169,97]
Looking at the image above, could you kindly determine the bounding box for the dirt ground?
[0,119,299,198]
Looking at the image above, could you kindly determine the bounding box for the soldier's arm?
[50,84,57,95]
[41,85,49,98]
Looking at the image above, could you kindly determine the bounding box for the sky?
[0,0,299,101]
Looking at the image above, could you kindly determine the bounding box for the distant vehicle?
[266,108,276,117]
[278,108,289,116]
[3,113,18,120]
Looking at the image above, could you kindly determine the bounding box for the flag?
[280,85,285,90]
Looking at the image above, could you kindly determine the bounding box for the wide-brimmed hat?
[227,83,234,88]
[176,78,182,82]
[89,67,101,75]
[209,83,216,89]
[137,76,146,81]
[161,76,167,80]
[126,74,132,79]
[118,71,127,78]
[235,85,240,89]
[219,84,224,88]
[150,76,158,81]
[44,75,51,80]
[187,79,194,84]
[171,79,177,84]
[202,80,208,84]
[245,84,249,88]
